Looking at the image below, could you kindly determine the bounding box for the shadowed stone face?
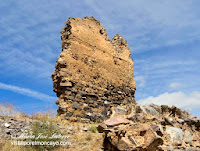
[52,16,136,122]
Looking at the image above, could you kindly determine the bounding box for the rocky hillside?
[97,104,200,150]
[52,17,136,122]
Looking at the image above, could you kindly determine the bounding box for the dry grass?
[0,122,103,151]
[0,102,22,117]
[0,138,36,151]
[0,103,103,151]
[30,105,56,119]
[65,123,103,151]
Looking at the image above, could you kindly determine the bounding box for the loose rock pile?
[52,17,136,122]
[0,116,70,139]
[97,104,200,151]
[0,116,32,139]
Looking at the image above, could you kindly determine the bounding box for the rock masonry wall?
[52,17,136,122]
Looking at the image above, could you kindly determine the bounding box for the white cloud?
[134,76,146,87]
[169,82,183,89]
[137,91,200,110]
[0,82,57,102]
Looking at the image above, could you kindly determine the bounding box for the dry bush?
[0,102,22,117]
[31,105,56,120]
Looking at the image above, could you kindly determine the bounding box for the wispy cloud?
[0,82,57,102]
[135,76,146,87]
[0,48,55,79]
[84,0,200,53]
[134,53,200,100]
[169,82,183,89]
[135,60,199,71]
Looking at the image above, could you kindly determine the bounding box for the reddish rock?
[104,117,130,127]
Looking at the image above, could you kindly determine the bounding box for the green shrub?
[88,126,97,133]
[28,119,65,151]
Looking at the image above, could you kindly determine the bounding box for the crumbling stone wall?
[52,17,136,122]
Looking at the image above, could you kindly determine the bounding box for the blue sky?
[0,0,200,116]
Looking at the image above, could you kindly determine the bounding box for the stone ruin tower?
[52,17,136,122]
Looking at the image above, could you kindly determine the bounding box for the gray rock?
[164,146,173,151]
[72,103,82,110]
[102,96,108,100]
[145,105,158,115]
[184,117,198,125]
[5,129,11,135]
[65,112,73,117]
[77,91,87,96]
[164,117,174,126]
[184,130,192,144]
[149,104,162,114]
[136,105,144,113]
[166,127,184,145]
[136,104,158,115]
[127,113,144,122]
[177,118,184,124]
[195,119,200,129]
[115,107,127,115]
[151,124,163,136]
